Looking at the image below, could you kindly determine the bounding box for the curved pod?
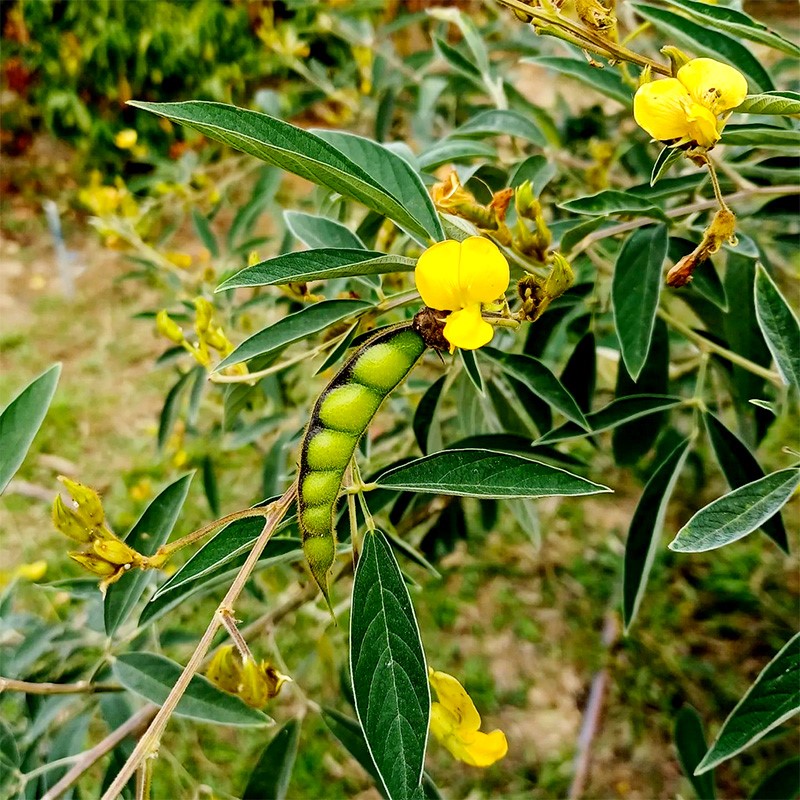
[298,323,426,601]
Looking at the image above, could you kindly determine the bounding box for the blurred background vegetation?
[1,1,798,799]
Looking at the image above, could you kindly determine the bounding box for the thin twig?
[100,485,297,800]
[39,705,158,800]
[0,677,121,695]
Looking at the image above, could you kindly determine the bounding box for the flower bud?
[194,297,214,335]
[52,494,93,543]
[92,537,139,567]
[156,310,185,344]
[206,645,241,694]
[58,476,105,529]
[544,253,574,300]
[661,46,691,77]
[69,551,117,578]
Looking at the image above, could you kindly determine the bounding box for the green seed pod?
[298,322,426,604]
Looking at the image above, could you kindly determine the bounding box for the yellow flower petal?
[634,78,696,142]
[678,58,748,115]
[429,668,482,731]
[443,305,494,352]
[415,239,464,311]
[684,102,721,149]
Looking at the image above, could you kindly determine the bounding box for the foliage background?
[1,1,798,799]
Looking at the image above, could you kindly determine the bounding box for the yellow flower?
[428,667,508,767]
[415,237,509,352]
[206,645,290,708]
[634,58,748,148]
[114,129,138,150]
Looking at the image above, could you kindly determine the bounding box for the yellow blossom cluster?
[206,645,291,708]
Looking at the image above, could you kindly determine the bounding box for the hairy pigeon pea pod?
[298,321,428,603]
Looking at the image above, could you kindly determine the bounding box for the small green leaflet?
[376,449,610,498]
[284,210,366,250]
[452,109,547,147]
[674,707,716,800]
[216,299,373,371]
[113,652,271,727]
[623,439,690,631]
[529,56,632,107]
[612,225,669,381]
[218,249,415,290]
[695,633,800,774]
[242,719,301,800]
[559,190,667,220]
[129,101,439,242]
[754,264,800,389]
[669,468,800,553]
[104,473,193,636]
[350,530,429,800]
[651,146,683,186]
[417,139,496,172]
[0,364,61,495]
[735,92,800,116]
[158,368,197,450]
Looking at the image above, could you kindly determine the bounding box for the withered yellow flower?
[206,645,290,709]
[428,667,508,767]
[634,58,748,149]
[415,237,509,352]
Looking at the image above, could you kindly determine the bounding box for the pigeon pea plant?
[1,2,799,799]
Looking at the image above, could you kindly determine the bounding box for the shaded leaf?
[696,633,800,774]
[376,449,610,498]
[754,263,800,388]
[417,139,496,172]
[670,468,800,553]
[651,146,684,186]
[284,210,366,250]
[459,348,484,395]
[675,706,716,800]
[531,56,632,106]
[560,190,667,220]
[749,757,800,800]
[242,719,301,800]
[453,109,547,147]
[350,530,429,800]
[721,125,800,149]
[413,375,446,456]
[0,364,61,495]
[158,369,195,450]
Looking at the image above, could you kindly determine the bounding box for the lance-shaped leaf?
[749,757,800,800]
[114,652,272,727]
[350,530,429,800]
[651,146,683,186]
[559,191,667,220]
[376,449,610,498]
[721,125,800,149]
[482,349,588,429]
[158,369,196,450]
[242,719,301,800]
[623,439,690,630]
[129,101,438,241]
[104,473,193,636]
[704,412,788,552]
[0,364,61,495]
[613,225,668,381]
[670,468,800,553]
[218,250,415,290]
[314,130,443,242]
[452,109,547,147]
[216,299,372,371]
[417,139,496,171]
[413,375,446,456]
[284,211,366,250]
[530,56,632,106]
[754,263,800,389]
[675,706,716,800]
[537,395,683,444]
[696,633,800,774]
[735,92,800,116]
[630,4,774,92]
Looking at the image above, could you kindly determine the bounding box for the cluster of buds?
[517,252,575,322]
[513,180,553,264]
[52,477,144,593]
[156,298,247,375]
[206,645,291,708]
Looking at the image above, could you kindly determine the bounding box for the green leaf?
[453,109,547,147]
[530,56,632,106]
[158,369,195,450]
[696,633,800,774]
[459,348,484,395]
[413,376,446,456]
[623,439,690,630]
[612,225,668,381]
[314,129,444,242]
[216,299,373,371]
[201,455,220,517]
[218,249,415,290]
[630,4,774,92]
[376,449,610,498]
[417,139,496,172]
[669,468,800,553]
[675,706,716,800]
[735,92,800,116]
[537,394,684,444]
[242,719,301,800]
[651,146,683,186]
[0,719,19,793]
[284,210,366,250]
[350,530,429,800]
[191,208,219,258]
[0,364,61,495]
[113,652,271,727]
[434,37,481,80]
[322,708,387,797]
[721,124,800,149]
[704,412,789,552]
[129,101,437,241]
[104,474,193,636]
[509,154,557,196]
[661,0,800,58]
[749,757,800,800]
[482,349,589,429]
[559,190,668,220]
[754,264,800,389]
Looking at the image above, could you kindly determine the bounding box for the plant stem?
[657,309,782,387]
[0,677,121,695]
[100,485,297,800]
[218,607,255,662]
